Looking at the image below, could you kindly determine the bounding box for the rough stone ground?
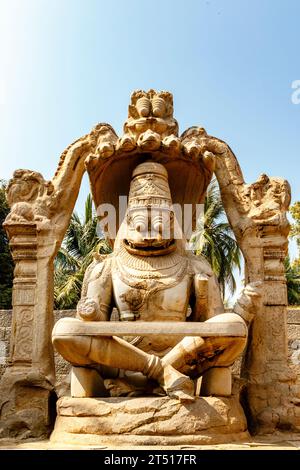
[0,434,300,450]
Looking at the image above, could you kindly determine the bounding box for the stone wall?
[1,308,300,393]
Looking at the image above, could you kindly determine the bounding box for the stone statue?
[2,89,298,443]
[53,160,256,402]
[5,169,56,225]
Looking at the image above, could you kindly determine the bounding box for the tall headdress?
[85,89,215,244]
[128,162,171,210]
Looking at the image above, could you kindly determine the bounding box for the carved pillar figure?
[186,131,300,433]
[0,131,103,438]
[0,222,55,437]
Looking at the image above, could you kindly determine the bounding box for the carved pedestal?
[51,396,249,446]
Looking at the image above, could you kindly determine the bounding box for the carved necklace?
[113,245,192,337]
[115,244,189,282]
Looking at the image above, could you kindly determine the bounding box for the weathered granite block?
[51,396,249,446]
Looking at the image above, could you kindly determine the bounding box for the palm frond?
[54,194,113,309]
[55,246,80,271]
[285,256,300,305]
[195,178,241,299]
[84,194,93,225]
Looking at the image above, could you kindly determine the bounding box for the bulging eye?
[155,222,163,233]
[152,214,163,232]
[133,214,147,232]
[135,222,146,232]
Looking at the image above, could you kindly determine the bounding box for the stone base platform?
[51,396,249,446]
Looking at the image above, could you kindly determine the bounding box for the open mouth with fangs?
[124,239,176,256]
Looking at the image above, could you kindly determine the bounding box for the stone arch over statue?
[1,89,298,440]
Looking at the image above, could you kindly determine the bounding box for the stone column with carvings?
[0,222,55,438]
[189,130,300,433]
[0,129,102,438]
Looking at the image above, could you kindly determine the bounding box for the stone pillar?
[0,129,102,438]
[8,223,38,366]
[193,133,300,433]
[241,226,298,433]
[0,222,55,438]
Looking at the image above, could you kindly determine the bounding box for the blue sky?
[0,0,299,297]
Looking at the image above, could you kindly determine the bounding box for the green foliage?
[192,179,241,298]
[288,202,300,305]
[0,181,14,309]
[290,201,300,245]
[54,195,112,309]
[285,257,300,305]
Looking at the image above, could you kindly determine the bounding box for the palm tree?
[288,202,300,305]
[54,195,111,309]
[285,257,300,305]
[192,178,241,298]
[0,180,14,308]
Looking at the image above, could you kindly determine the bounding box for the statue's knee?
[180,336,204,351]
[205,313,248,343]
[52,334,73,360]
[235,336,247,355]
[52,318,93,360]
[206,312,246,325]
[52,333,66,351]
[52,334,92,363]
[215,337,247,367]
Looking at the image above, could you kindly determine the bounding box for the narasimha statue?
[1,89,294,442]
[53,159,256,401]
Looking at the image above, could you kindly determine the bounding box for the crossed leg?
[52,313,246,401]
[53,329,197,400]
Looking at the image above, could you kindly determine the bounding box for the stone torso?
[112,246,193,355]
